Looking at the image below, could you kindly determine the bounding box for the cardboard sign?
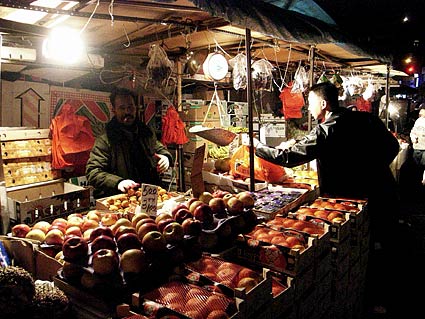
[139,183,158,217]
[191,144,206,198]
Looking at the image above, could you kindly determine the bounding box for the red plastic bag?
[229,145,287,183]
[280,82,305,119]
[161,105,189,145]
[50,104,95,172]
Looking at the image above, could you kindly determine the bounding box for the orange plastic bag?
[229,145,287,183]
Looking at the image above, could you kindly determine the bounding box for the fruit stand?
[1,174,371,319]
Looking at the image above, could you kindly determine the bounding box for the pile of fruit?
[98,186,177,213]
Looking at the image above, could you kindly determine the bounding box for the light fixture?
[42,27,85,64]
[404,57,412,64]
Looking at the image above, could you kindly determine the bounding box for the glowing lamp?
[42,27,85,64]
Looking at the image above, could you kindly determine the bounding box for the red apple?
[141,231,167,252]
[131,213,151,228]
[207,310,229,319]
[91,234,117,253]
[85,210,101,222]
[182,218,203,236]
[157,218,175,233]
[171,203,189,218]
[11,224,31,238]
[48,224,66,234]
[186,197,199,208]
[89,226,114,242]
[193,204,214,226]
[163,222,184,244]
[111,218,132,234]
[32,221,51,234]
[62,261,84,281]
[174,208,193,224]
[226,197,244,216]
[117,232,141,253]
[155,213,173,225]
[66,216,84,229]
[208,197,227,217]
[62,236,88,261]
[135,218,156,232]
[114,225,137,240]
[236,191,255,208]
[65,226,83,238]
[199,191,214,205]
[81,219,99,233]
[51,218,68,229]
[67,213,83,220]
[222,194,234,206]
[83,228,95,241]
[237,277,258,292]
[45,228,65,245]
[92,248,119,275]
[120,248,149,273]
[25,228,46,242]
[189,200,204,214]
[137,222,159,241]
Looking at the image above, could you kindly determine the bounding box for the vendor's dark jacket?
[86,117,173,198]
[255,107,399,200]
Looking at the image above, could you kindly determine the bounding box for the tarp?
[189,0,390,63]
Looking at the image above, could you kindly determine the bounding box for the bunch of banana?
[209,145,230,159]
[227,126,249,133]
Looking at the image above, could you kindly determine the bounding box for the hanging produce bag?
[228,52,247,90]
[146,44,173,87]
[252,59,273,91]
[161,105,189,146]
[291,63,309,93]
[280,82,305,119]
[229,145,287,183]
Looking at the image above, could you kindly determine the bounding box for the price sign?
[139,183,158,217]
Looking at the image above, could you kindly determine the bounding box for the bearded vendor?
[86,87,173,198]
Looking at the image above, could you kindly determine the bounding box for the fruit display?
[141,280,237,319]
[293,206,347,224]
[265,216,325,236]
[309,198,361,213]
[97,186,181,214]
[187,255,263,293]
[244,225,307,251]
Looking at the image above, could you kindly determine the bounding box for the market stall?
[0,1,402,319]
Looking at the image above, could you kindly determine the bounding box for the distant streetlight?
[405,57,412,64]
[403,16,409,22]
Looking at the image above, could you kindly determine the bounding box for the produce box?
[251,186,311,220]
[7,179,90,225]
[184,255,273,317]
[233,226,315,277]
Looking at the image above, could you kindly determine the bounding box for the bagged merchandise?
[279,81,305,119]
[252,59,274,91]
[146,44,174,87]
[229,52,247,90]
[291,63,309,93]
[229,145,287,183]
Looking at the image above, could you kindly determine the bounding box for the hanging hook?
[122,24,131,48]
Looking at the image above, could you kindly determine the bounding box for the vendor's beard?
[121,114,135,125]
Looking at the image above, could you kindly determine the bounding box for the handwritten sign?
[139,183,158,217]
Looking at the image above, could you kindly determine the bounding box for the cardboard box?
[7,179,91,225]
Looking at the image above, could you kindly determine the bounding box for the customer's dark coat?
[86,117,173,198]
[255,107,399,200]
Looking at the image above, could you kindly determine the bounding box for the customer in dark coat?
[86,87,173,198]
[250,82,400,315]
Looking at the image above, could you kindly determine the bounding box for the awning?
[189,0,391,63]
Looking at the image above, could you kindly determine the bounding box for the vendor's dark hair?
[110,87,137,108]
[309,82,339,110]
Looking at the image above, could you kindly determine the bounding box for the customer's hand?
[241,133,260,148]
[118,179,140,193]
[155,154,170,173]
[276,139,296,150]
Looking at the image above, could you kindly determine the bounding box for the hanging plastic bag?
[161,105,189,146]
[317,72,329,84]
[229,145,288,183]
[228,53,247,90]
[252,59,273,91]
[147,44,174,87]
[280,81,305,119]
[291,63,309,93]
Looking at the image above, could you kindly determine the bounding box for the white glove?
[155,154,170,173]
[276,139,296,150]
[118,179,139,193]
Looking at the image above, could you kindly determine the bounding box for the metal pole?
[176,61,185,192]
[385,63,391,129]
[246,28,255,192]
[308,46,315,132]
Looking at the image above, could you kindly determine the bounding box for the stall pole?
[176,61,185,192]
[245,28,255,192]
[308,45,315,132]
[385,63,391,129]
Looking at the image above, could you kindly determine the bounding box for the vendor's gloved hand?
[118,179,140,193]
[155,154,170,173]
[276,138,296,150]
